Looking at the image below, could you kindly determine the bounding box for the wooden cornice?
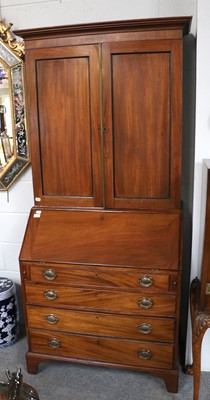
[14,16,192,41]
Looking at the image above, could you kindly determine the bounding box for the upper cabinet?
[16,17,191,209]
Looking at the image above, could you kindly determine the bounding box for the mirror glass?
[0,62,13,169]
[0,24,29,190]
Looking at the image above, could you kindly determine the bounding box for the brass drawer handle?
[138,276,154,288]
[138,349,152,360]
[138,297,153,309]
[45,314,59,325]
[44,289,58,300]
[43,269,57,281]
[138,323,152,334]
[48,338,61,349]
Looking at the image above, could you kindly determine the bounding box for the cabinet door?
[102,40,182,210]
[26,45,102,208]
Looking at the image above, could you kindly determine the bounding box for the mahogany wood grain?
[26,306,175,342]
[25,283,176,316]
[17,17,191,392]
[25,45,102,207]
[27,263,178,292]
[103,40,182,210]
[15,17,191,41]
[24,39,183,211]
[37,58,93,197]
[112,52,169,199]
[20,209,181,269]
[29,329,174,369]
[25,350,179,393]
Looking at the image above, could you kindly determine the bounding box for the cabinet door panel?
[112,52,169,199]
[37,58,92,197]
[103,40,182,210]
[27,45,102,207]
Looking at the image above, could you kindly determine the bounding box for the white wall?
[185,0,210,372]
[0,0,198,364]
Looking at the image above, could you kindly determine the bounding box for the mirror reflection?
[0,19,30,190]
[0,62,13,170]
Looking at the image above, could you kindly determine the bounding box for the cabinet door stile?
[169,40,183,208]
[101,42,114,210]
[89,45,104,207]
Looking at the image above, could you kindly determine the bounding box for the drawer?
[29,329,174,369]
[25,283,176,316]
[27,306,175,342]
[27,263,179,293]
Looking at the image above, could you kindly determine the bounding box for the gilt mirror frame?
[0,19,29,190]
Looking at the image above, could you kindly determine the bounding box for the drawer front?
[27,306,175,342]
[30,329,174,369]
[25,283,176,316]
[28,263,178,292]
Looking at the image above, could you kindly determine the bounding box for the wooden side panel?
[200,163,210,309]
[20,209,181,269]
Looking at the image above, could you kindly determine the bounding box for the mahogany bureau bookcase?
[17,17,191,393]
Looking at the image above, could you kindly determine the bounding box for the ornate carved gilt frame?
[0,19,30,190]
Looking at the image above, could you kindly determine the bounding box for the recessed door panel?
[112,52,170,199]
[37,57,93,197]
